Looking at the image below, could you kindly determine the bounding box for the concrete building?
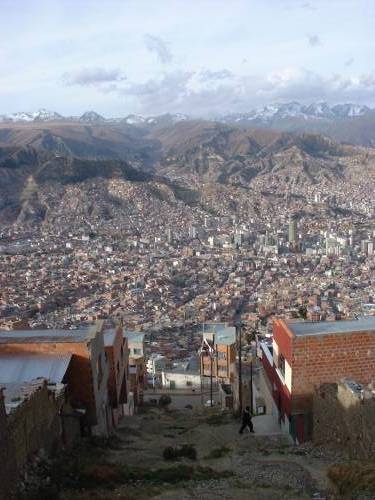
[104,326,129,426]
[260,317,375,443]
[161,356,201,389]
[288,217,297,244]
[124,331,146,405]
[200,323,236,383]
[146,353,168,376]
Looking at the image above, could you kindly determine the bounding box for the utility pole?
[235,299,246,415]
[238,321,242,414]
[250,358,253,415]
[210,353,213,407]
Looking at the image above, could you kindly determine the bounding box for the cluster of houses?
[0,314,374,496]
[0,321,146,497]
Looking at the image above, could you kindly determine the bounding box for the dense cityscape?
[1,0,375,498]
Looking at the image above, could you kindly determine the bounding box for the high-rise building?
[288,217,297,244]
[188,225,197,239]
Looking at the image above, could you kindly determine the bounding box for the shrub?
[205,446,231,460]
[327,462,375,496]
[180,444,197,460]
[159,394,172,408]
[163,444,197,461]
[163,446,179,461]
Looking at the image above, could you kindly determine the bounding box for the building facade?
[0,321,112,435]
[200,323,237,383]
[260,317,375,443]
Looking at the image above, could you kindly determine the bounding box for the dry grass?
[327,462,375,497]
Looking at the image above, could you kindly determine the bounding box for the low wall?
[0,383,81,499]
[313,382,375,459]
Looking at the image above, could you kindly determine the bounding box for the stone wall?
[0,381,81,499]
[313,382,375,459]
[0,390,17,500]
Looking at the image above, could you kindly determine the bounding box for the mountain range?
[2,102,375,148]
[1,116,374,226]
[0,103,372,124]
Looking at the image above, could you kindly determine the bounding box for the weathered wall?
[0,383,80,499]
[0,391,17,500]
[7,384,80,470]
[313,383,375,459]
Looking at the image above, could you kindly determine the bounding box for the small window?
[278,354,286,378]
[97,354,103,390]
[186,381,192,387]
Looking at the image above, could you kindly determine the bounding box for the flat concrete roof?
[287,316,375,337]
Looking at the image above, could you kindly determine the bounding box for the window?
[278,354,286,378]
[133,348,142,355]
[217,352,227,360]
[186,380,192,387]
[97,354,103,390]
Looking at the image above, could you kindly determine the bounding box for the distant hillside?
[0,145,200,225]
[151,121,365,188]
[0,123,162,168]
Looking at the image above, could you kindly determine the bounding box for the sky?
[0,0,375,117]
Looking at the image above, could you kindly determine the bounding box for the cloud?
[144,34,172,64]
[300,2,316,11]
[307,34,320,47]
[69,65,375,116]
[62,67,126,86]
[199,69,233,81]
[345,57,354,67]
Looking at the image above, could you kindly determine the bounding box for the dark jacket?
[242,409,252,424]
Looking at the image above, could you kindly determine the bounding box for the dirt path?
[103,407,339,499]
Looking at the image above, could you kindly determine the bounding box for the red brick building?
[124,331,146,406]
[260,317,375,443]
[0,321,112,435]
[104,327,128,426]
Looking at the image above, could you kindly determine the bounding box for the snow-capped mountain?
[0,104,372,128]
[331,103,371,118]
[219,102,371,124]
[0,109,63,122]
[123,113,188,126]
[79,111,106,123]
[124,114,147,125]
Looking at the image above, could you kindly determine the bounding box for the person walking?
[239,406,254,434]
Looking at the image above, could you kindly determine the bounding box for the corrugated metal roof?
[215,327,236,345]
[0,329,89,344]
[0,353,72,384]
[202,322,227,334]
[203,324,236,345]
[104,329,117,346]
[124,331,145,343]
[288,316,375,337]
